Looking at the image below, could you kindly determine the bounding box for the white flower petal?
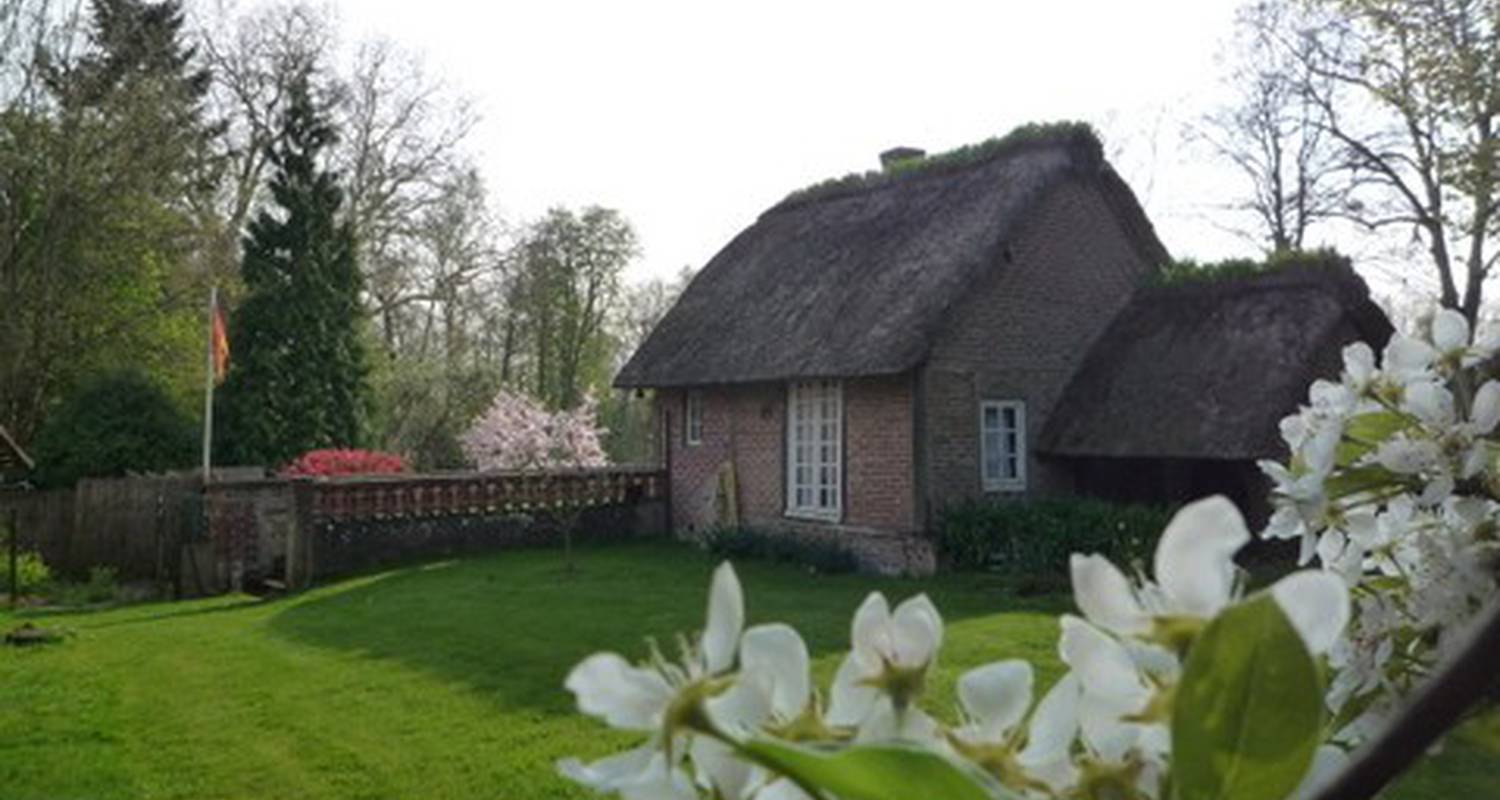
[1058,616,1149,710]
[758,778,816,800]
[1077,693,1138,762]
[826,652,878,727]
[705,673,772,734]
[1153,496,1250,618]
[1384,335,1437,381]
[1342,342,1375,386]
[1433,308,1470,352]
[891,594,943,667]
[1295,745,1349,800]
[1471,381,1500,434]
[850,592,892,663]
[957,660,1033,741]
[1018,672,1080,767]
[1071,554,1149,635]
[740,624,811,721]
[558,744,659,791]
[1403,381,1455,426]
[565,652,673,730]
[619,759,698,800]
[691,736,754,799]
[703,561,745,674]
[1271,571,1351,655]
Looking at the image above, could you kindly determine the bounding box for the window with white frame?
[685,391,704,446]
[981,400,1026,491]
[786,380,842,519]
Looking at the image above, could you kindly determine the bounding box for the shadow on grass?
[266,540,1065,716]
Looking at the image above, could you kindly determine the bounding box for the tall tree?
[1255,0,1500,320]
[512,206,637,410]
[1198,0,1343,253]
[218,69,368,466]
[0,0,212,443]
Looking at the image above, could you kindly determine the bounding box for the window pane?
[1002,407,1017,429]
[983,406,999,429]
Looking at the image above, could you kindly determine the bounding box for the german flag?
[211,295,230,383]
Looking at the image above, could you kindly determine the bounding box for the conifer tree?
[218,70,368,467]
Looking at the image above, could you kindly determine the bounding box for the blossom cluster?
[280,448,407,477]
[1259,308,1500,740]
[559,497,1351,800]
[460,390,608,471]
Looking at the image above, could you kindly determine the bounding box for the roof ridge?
[762,121,1103,218]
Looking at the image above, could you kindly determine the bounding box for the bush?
[31,369,197,488]
[938,498,1172,575]
[281,448,407,477]
[0,547,52,595]
[702,526,858,574]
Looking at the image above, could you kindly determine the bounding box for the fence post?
[7,507,17,608]
[289,479,316,590]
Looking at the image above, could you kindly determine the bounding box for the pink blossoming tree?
[460,390,608,471]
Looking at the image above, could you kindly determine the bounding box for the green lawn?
[0,541,1494,799]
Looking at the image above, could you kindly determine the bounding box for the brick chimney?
[879,146,925,171]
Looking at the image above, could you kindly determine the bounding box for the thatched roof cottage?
[617,124,1389,574]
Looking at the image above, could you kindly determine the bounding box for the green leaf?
[1345,411,1408,444]
[1171,594,1324,800]
[1323,465,1399,498]
[1336,411,1409,466]
[739,738,1015,800]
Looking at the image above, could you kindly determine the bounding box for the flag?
[211,296,230,383]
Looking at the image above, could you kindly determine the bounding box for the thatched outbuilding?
[616,123,1391,574]
[1040,261,1393,518]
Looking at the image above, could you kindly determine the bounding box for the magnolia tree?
[460,390,608,471]
[555,310,1499,800]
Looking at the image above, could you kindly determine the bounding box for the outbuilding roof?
[1039,261,1394,460]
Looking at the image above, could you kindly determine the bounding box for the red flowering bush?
[281,448,407,477]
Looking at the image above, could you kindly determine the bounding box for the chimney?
[879,146,925,171]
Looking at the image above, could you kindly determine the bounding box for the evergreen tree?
[218,71,368,467]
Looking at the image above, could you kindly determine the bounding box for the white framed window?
[685,391,704,446]
[981,400,1026,491]
[786,380,842,520]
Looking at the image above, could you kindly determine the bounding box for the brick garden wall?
[921,177,1158,524]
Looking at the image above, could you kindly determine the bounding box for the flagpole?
[202,285,217,486]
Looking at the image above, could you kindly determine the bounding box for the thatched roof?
[1039,263,1393,460]
[616,125,1167,388]
[0,425,33,479]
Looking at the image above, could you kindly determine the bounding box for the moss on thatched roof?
[1040,260,1393,460]
[616,123,1164,388]
[1149,248,1353,287]
[777,121,1101,210]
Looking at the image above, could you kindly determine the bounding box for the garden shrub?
[938,497,1172,574]
[31,369,197,488]
[702,526,858,574]
[0,545,52,594]
[281,448,407,477]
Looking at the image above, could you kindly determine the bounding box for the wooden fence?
[1,475,198,584]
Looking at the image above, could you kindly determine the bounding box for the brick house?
[615,124,1389,574]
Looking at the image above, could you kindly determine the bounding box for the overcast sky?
[320,0,1394,289]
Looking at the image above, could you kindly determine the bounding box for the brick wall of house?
[920,177,1157,523]
[659,376,918,538]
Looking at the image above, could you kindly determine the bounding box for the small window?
[685,391,704,446]
[786,380,842,520]
[981,400,1026,491]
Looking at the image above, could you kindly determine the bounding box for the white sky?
[323,0,1424,297]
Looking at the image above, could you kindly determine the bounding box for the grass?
[0,541,1494,799]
